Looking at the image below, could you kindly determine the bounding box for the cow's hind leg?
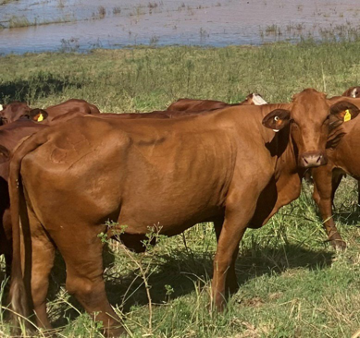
[24,209,55,330]
[312,166,346,250]
[53,223,124,337]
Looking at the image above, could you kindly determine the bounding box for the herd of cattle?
[0,85,360,335]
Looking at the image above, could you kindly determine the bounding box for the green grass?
[0,40,360,337]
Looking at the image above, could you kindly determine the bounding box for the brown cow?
[9,89,356,336]
[0,99,100,125]
[166,93,267,112]
[310,96,360,249]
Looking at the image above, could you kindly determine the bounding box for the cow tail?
[8,131,48,326]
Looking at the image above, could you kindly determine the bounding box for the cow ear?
[28,109,49,122]
[262,109,291,132]
[330,101,360,122]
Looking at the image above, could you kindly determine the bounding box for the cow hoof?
[330,239,347,251]
[104,326,126,337]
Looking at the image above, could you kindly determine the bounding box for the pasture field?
[0,39,360,337]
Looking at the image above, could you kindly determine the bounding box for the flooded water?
[1,0,360,55]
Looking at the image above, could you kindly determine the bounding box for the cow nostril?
[317,155,323,163]
[303,157,308,164]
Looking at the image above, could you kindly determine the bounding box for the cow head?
[262,88,359,168]
[22,108,49,122]
[0,101,31,124]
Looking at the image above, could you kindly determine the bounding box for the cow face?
[0,102,31,124]
[263,88,359,168]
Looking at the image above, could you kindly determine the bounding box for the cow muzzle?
[300,152,327,168]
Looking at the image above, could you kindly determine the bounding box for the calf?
[166,93,267,112]
[9,89,354,336]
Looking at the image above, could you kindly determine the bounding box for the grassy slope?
[0,40,360,337]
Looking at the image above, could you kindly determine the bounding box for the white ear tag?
[273,129,280,132]
[0,104,3,111]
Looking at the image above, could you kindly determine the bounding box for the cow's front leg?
[213,217,238,294]
[212,185,260,311]
[312,165,346,250]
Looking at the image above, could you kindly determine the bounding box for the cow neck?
[277,127,300,177]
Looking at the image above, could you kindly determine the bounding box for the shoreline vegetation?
[0,41,360,337]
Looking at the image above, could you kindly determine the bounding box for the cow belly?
[116,169,228,236]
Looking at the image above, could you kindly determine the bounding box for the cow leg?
[211,184,260,312]
[53,225,124,337]
[20,208,56,330]
[213,217,238,294]
[30,232,55,329]
[358,181,360,207]
[312,166,346,250]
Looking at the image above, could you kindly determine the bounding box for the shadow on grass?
[48,240,334,328]
[334,209,360,226]
[0,72,82,103]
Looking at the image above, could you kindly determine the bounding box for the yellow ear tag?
[344,109,351,122]
[37,113,44,122]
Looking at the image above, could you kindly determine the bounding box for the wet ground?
[1,0,360,54]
